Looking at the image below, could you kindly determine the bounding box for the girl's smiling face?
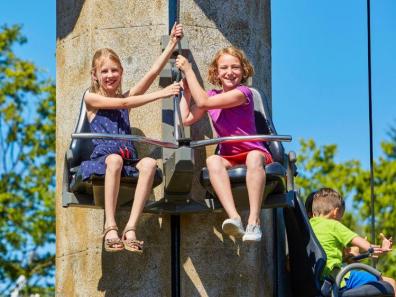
[93,57,123,96]
[216,54,243,91]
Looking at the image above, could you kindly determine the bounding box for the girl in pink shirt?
[176,47,272,242]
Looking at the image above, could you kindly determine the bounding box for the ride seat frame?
[283,193,394,297]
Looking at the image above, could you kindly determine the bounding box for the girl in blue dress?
[81,24,182,252]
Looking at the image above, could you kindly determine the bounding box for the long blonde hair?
[207,46,254,86]
[90,48,123,96]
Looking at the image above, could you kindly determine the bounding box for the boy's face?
[93,57,122,96]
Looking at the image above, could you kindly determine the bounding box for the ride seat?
[63,91,163,208]
[283,193,394,297]
[200,88,293,209]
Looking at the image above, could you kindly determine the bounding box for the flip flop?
[103,226,124,252]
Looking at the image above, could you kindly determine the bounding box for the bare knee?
[105,154,123,173]
[246,151,265,171]
[136,157,157,174]
[206,155,226,174]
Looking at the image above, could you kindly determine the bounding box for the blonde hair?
[312,188,345,217]
[90,48,123,96]
[208,47,254,86]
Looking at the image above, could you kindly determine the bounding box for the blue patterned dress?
[80,108,138,181]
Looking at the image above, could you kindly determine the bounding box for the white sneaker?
[242,224,262,242]
[222,218,245,238]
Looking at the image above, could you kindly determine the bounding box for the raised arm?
[179,79,205,126]
[175,55,246,110]
[85,83,180,109]
[126,23,183,97]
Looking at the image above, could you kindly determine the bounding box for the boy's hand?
[369,234,392,257]
[176,55,191,72]
[345,246,360,257]
[162,82,180,98]
[343,246,360,263]
[371,246,384,257]
[170,23,183,44]
[380,233,393,251]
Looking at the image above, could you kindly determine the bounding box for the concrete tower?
[56,1,273,296]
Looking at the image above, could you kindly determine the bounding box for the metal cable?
[366,0,376,265]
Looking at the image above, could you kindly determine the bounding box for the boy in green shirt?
[310,188,395,293]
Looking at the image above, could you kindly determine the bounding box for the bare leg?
[104,154,123,247]
[382,276,396,297]
[245,150,266,226]
[124,157,157,240]
[206,155,240,220]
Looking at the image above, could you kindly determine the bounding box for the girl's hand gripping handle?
[161,82,181,98]
[170,23,183,44]
[175,55,192,73]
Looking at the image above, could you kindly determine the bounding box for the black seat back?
[67,90,94,170]
[251,88,285,164]
[284,193,326,297]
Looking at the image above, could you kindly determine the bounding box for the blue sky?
[1,1,395,168]
[0,1,56,77]
[272,1,396,168]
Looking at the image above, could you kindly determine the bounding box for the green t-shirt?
[310,217,358,279]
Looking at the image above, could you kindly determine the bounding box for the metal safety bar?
[190,134,292,148]
[71,133,292,149]
[71,133,178,149]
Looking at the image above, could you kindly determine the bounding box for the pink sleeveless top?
[207,85,270,157]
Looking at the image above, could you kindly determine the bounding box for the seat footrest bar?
[144,199,211,214]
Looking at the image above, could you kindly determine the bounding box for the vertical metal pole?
[171,215,181,297]
[366,0,376,255]
[168,0,177,32]
[170,2,182,295]
[169,0,185,141]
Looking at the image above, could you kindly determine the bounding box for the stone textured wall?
[56,1,272,296]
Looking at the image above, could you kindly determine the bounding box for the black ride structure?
[61,0,394,296]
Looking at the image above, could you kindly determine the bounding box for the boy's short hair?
[312,188,345,217]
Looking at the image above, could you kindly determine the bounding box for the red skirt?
[220,150,273,166]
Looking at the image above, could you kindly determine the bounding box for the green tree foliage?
[296,135,396,277]
[0,24,55,295]
[296,138,363,231]
[353,128,396,276]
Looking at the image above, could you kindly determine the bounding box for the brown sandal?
[122,227,144,253]
[103,226,124,252]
